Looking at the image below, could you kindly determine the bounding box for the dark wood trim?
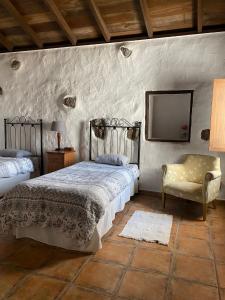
[43,0,77,46]
[145,90,194,143]
[145,92,150,141]
[88,0,111,42]
[146,90,194,95]
[0,32,13,51]
[0,26,225,54]
[139,0,153,38]
[1,0,43,49]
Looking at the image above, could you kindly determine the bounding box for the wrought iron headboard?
[89,118,141,168]
[4,116,44,175]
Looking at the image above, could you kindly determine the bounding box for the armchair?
[162,154,221,220]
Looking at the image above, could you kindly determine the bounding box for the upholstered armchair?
[162,154,221,220]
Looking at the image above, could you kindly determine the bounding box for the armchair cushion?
[162,164,188,183]
[183,154,221,184]
[164,181,202,203]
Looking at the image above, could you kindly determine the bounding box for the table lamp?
[51,121,65,151]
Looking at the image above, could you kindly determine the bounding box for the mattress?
[15,177,138,252]
[11,162,139,252]
[0,173,30,197]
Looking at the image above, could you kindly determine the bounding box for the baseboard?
[139,190,225,202]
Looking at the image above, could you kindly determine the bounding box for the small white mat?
[119,210,173,245]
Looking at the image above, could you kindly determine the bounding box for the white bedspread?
[0,157,34,178]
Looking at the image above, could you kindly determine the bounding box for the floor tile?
[131,247,172,274]
[220,288,225,300]
[37,249,89,281]
[118,214,131,225]
[0,196,224,300]
[210,218,225,232]
[211,231,225,245]
[94,241,134,265]
[217,263,225,288]
[75,261,123,293]
[176,237,212,258]
[168,278,219,300]
[118,270,167,300]
[174,254,216,285]
[112,204,130,225]
[61,286,111,300]
[181,218,208,227]
[0,265,25,299]
[178,224,209,240]
[6,243,53,269]
[0,238,25,260]
[130,202,155,212]
[7,274,66,300]
[213,244,225,263]
[208,206,225,219]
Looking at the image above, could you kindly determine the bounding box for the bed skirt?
[13,179,138,252]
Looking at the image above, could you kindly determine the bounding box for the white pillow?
[0,149,32,158]
[95,154,129,166]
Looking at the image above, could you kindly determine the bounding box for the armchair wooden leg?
[162,192,166,208]
[203,203,207,221]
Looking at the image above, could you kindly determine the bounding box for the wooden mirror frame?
[145,90,194,142]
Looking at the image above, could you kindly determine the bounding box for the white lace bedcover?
[0,161,139,248]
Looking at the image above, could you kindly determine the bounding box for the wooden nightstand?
[47,150,76,173]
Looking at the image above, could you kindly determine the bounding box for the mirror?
[145,90,193,142]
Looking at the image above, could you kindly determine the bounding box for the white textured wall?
[0,32,225,196]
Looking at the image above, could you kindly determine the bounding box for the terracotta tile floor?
[0,193,225,300]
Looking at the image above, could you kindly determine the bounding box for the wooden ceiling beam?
[43,0,77,45]
[0,32,13,51]
[139,0,153,38]
[87,0,110,42]
[1,0,43,48]
[197,0,203,33]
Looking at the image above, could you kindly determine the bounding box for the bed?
[0,117,43,196]
[0,157,33,197]
[0,118,141,252]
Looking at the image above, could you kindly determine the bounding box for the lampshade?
[51,121,65,133]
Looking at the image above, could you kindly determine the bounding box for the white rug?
[119,210,173,245]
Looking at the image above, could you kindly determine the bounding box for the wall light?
[120,46,132,58]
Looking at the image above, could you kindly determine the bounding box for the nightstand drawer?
[47,150,76,173]
[49,155,64,163]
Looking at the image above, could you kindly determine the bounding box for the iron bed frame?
[4,116,44,175]
[89,118,141,168]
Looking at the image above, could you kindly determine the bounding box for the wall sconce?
[63,95,76,109]
[11,59,21,70]
[120,46,132,58]
[201,129,210,141]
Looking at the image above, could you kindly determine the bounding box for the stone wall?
[0,32,225,196]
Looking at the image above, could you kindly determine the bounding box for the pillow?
[0,149,32,158]
[95,154,129,166]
